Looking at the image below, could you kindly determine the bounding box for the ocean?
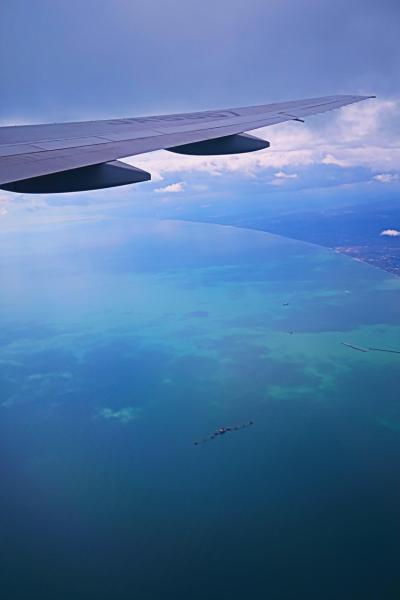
[1,218,400,599]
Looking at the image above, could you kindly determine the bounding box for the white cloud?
[154,181,186,194]
[321,154,350,168]
[271,171,299,186]
[274,171,299,179]
[373,173,399,184]
[0,193,10,216]
[381,229,400,237]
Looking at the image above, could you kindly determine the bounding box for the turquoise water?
[1,219,400,599]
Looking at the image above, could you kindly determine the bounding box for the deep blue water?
[1,219,400,599]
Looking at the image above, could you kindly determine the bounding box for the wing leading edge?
[0,94,374,193]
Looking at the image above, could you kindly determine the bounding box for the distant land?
[186,200,400,276]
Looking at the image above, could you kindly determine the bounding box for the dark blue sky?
[1,0,398,122]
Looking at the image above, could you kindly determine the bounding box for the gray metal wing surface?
[0,94,374,193]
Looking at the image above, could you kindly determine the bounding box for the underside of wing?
[0,94,374,193]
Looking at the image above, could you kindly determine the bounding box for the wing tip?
[342,94,376,106]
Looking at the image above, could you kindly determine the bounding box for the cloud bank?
[127,99,400,183]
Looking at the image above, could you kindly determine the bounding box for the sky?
[0,0,399,230]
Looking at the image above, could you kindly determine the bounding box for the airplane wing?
[0,94,374,193]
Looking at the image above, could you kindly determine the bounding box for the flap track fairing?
[1,160,151,194]
[167,133,270,156]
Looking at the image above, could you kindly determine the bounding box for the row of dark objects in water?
[341,342,400,354]
[283,302,399,355]
[194,421,254,445]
